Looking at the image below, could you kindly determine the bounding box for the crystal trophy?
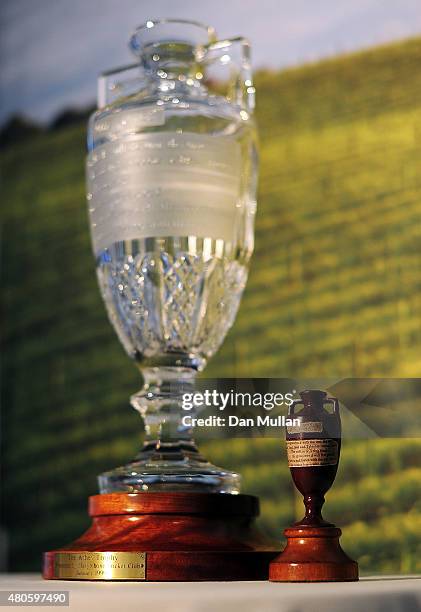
[44,20,279,582]
[86,18,257,494]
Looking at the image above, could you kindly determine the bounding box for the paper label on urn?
[87,132,241,254]
[286,439,338,467]
[286,421,323,434]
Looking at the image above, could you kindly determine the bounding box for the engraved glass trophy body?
[86,20,257,493]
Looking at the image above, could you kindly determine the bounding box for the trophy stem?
[132,366,204,461]
[299,493,327,526]
[98,366,241,493]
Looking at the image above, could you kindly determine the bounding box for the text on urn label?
[286,439,338,467]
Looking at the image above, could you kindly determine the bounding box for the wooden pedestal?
[43,493,279,581]
[269,526,358,582]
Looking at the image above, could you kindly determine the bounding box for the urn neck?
[130,366,198,443]
[299,389,327,405]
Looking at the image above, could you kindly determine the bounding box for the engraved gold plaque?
[54,552,146,580]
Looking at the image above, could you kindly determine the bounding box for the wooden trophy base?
[43,493,279,581]
[269,526,359,582]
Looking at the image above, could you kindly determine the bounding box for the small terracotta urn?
[269,390,358,582]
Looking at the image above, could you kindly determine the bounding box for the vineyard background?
[1,37,421,573]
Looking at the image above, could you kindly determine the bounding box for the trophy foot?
[269,526,359,582]
[98,366,241,493]
[98,443,241,493]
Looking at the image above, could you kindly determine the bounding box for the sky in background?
[1,0,421,125]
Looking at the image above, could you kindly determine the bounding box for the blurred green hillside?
[1,37,421,573]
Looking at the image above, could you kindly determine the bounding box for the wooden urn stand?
[269,525,358,582]
[43,492,279,581]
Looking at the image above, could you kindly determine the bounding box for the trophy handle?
[203,37,255,113]
[288,399,303,416]
[97,63,147,108]
[324,397,340,414]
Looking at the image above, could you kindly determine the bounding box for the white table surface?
[1,574,420,612]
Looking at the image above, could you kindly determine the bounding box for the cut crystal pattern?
[97,239,248,366]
